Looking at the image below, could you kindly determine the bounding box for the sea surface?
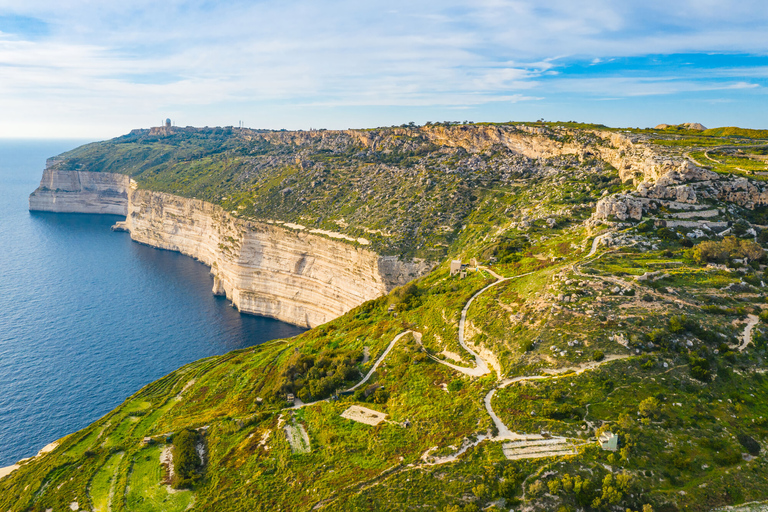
[0,140,306,466]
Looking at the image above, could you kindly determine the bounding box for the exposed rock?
[30,170,432,328]
[29,168,129,215]
[594,193,643,220]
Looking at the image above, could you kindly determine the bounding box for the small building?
[470,257,478,268]
[387,304,396,313]
[141,437,154,446]
[459,270,467,279]
[450,260,462,276]
[599,431,618,451]
[286,393,295,405]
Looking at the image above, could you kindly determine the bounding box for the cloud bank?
[0,0,765,137]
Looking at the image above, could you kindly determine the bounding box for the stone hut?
[599,431,618,451]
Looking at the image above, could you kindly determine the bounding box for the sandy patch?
[340,405,388,426]
[0,440,60,481]
[0,464,19,480]
[38,441,59,455]
[439,350,464,363]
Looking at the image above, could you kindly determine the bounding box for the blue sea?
[0,140,306,466]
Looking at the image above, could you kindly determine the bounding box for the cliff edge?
[29,169,431,328]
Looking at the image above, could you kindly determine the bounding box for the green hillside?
[702,127,768,139]
[5,123,768,512]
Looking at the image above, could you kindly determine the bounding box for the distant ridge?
[701,126,768,139]
[654,122,707,131]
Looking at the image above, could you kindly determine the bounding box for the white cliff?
[29,168,130,215]
[29,170,432,328]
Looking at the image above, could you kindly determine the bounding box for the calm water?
[0,140,305,466]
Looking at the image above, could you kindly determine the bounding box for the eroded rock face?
[112,182,433,327]
[29,169,130,215]
[29,169,432,328]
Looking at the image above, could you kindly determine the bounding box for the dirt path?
[347,331,413,391]
[586,231,611,258]
[454,269,535,377]
[736,314,759,352]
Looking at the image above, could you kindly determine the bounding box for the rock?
[593,193,643,221]
[31,170,432,328]
[29,168,130,215]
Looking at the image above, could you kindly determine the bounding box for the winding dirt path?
[347,331,413,391]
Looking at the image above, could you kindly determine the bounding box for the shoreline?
[0,441,59,481]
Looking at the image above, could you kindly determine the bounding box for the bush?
[372,388,389,404]
[638,397,660,418]
[690,356,711,381]
[593,350,605,361]
[738,433,761,455]
[657,227,677,240]
[447,379,463,392]
[693,236,764,264]
[171,429,203,489]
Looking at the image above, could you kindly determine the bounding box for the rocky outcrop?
[593,193,644,221]
[116,186,431,328]
[29,168,130,215]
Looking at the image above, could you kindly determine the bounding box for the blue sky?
[0,0,766,138]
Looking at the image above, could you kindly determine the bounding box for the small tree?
[638,397,660,419]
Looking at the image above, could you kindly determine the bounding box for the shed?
[599,431,618,451]
[450,260,462,276]
[286,393,295,405]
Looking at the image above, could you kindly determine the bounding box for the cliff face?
[116,187,430,327]
[29,168,431,328]
[29,169,130,215]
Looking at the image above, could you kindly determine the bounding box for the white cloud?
[0,0,765,136]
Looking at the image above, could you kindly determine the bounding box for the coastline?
[0,441,59,482]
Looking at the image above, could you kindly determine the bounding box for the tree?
[528,479,545,498]
[638,397,660,419]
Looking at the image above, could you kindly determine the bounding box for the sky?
[0,0,766,139]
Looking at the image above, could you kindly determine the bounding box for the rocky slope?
[8,122,768,512]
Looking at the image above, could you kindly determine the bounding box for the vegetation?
[171,429,203,489]
[5,122,768,511]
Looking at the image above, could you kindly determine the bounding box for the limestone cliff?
[30,169,431,328]
[115,187,430,327]
[29,168,130,215]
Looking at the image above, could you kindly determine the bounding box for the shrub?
[171,429,203,489]
[657,227,677,240]
[638,397,660,418]
[527,479,545,498]
[372,388,389,404]
[693,236,764,264]
[593,350,605,361]
[690,356,711,382]
[737,433,761,455]
[447,379,463,392]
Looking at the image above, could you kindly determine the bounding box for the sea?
[0,140,306,466]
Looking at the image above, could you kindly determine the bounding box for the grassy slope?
[5,124,768,511]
